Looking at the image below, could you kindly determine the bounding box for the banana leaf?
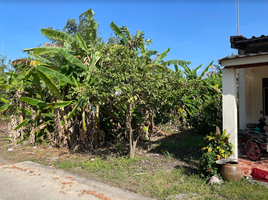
[22,67,35,80]
[154,47,170,64]
[163,60,191,67]
[41,113,54,120]
[47,101,72,108]
[1,98,9,104]
[110,22,129,45]
[78,97,88,109]
[0,84,11,89]
[30,120,52,134]
[41,28,81,49]
[20,97,47,108]
[76,32,87,52]
[59,49,87,71]
[31,55,55,66]
[192,64,203,75]
[36,65,75,86]
[89,20,97,49]
[174,64,179,72]
[0,104,9,113]
[5,72,20,78]
[23,47,61,56]
[71,75,79,87]
[32,72,42,92]
[18,108,32,116]
[36,70,61,99]
[68,102,78,118]
[145,50,158,57]
[14,118,31,130]
[198,61,214,79]
[180,64,192,75]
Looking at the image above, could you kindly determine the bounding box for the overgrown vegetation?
[2,7,268,200]
[0,9,222,158]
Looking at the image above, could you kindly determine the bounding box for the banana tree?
[23,9,102,149]
[2,57,75,145]
[0,71,33,140]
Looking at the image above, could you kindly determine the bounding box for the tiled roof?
[233,35,268,42]
[231,35,268,51]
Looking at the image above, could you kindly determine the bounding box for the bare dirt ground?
[0,125,195,174]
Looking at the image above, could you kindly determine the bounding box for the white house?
[219,35,268,160]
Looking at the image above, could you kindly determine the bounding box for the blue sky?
[1,0,268,73]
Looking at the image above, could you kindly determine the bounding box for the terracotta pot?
[220,162,244,182]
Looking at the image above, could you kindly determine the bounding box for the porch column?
[238,69,246,129]
[222,68,238,160]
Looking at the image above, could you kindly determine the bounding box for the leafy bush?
[198,129,234,178]
[192,94,222,133]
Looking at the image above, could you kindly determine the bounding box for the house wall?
[251,65,268,121]
[239,68,254,129]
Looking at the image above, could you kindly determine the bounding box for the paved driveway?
[0,160,154,200]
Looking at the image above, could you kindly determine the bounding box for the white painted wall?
[245,74,253,124]
[250,65,268,121]
[222,68,238,160]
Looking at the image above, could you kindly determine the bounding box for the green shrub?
[198,129,234,178]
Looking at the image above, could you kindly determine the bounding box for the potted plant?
[198,129,235,179]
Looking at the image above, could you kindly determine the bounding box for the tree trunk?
[149,110,154,140]
[53,108,63,147]
[28,107,36,144]
[61,107,72,148]
[80,110,89,149]
[126,103,135,158]
[94,106,99,150]
[18,101,24,140]
[8,112,19,142]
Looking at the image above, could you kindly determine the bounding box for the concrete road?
[0,161,154,200]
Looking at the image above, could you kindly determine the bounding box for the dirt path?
[0,160,154,200]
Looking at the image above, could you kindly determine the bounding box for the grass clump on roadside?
[55,155,268,200]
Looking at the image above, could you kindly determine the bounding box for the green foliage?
[4,8,224,158]
[198,129,234,178]
[14,118,31,130]
[46,8,103,46]
[191,93,222,132]
[0,55,12,79]
[110,22,129,45]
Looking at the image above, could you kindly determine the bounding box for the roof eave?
[219,54,268,68]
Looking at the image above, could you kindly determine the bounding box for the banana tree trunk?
[80,110,89,149]
[61,107,73,148]
[18,101,24,140]
[8,112,19,142]
[94,105,99,150]
[53,108,63,147]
